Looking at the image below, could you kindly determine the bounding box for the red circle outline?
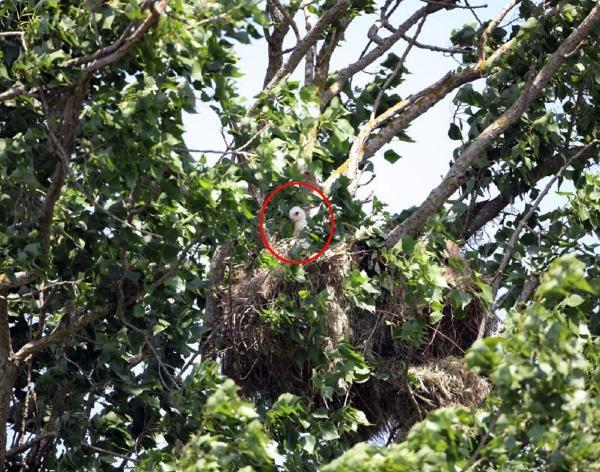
[259,181,335,265]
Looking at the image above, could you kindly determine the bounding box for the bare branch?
[372,15,427,119]
[421,0,488,9]
[386,1,600,247]
[379,17,471,54]
[460,0,485,25]
[81,442,138,463]
[323,3,444,104]
[263,0,353,93]
[400,35,471,54]
[6,433,57,458]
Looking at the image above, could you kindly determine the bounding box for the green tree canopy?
[0,0,599,470]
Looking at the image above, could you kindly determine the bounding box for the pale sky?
[183,0,569,215]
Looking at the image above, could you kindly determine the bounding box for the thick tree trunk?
[0,293,17,470]
[0,361,16,469]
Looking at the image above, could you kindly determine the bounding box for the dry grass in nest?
[411,357,491,410]
[211,248,353,398]
[351,356,489,441]
[206,243,491,437]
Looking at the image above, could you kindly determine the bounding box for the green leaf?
[448,123,462,140]
[152,319,171,335]
[563,294,585,307]
[383,149,402,164]
[300,434,316,454]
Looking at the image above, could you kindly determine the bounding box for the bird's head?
[288,206,306,223]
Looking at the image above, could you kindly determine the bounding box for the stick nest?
[206,242,491,438]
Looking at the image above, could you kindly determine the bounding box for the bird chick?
[289,206,307,237]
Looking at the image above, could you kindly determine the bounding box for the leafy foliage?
[1,0,599,470]
[322,256,600,471]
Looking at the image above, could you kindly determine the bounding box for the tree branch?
[478,0,520,60]
[10,307,107,364]
[37,95,69,256]
[378,16,471,54]
[323,67,482,194]
[263,0,300,87]
[0,85,29,103]
[0,31,28,52]
[0,272,35,290]
[0,292,12,361]
[80,0,168,76]
[2,1,167,106]
[372,15,428,119]
[6,433,57,459]
[204,241,233,331]
[273,0,301,41]
[401,35,472,54]
[478,140,600,337]
[315,18,352,92]
[10,236,201,365]
[81,442,138,462]
[386,1,600,247]
[514,274,539,311]
[323,3,445,105]
[263,0,353,92]
[460,146,594,239]
[356,7,549,163]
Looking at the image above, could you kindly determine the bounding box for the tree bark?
[0,292,17,470]
[0,361,16,469]
[204,241,233,331]
[460,148,595,239]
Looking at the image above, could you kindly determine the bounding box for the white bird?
[289,206,307,237]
